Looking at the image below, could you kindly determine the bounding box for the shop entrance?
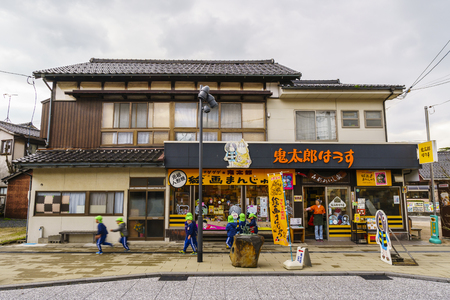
[128,191,165,240]
[303,186,351,240]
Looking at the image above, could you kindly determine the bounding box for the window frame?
[294,110,338,142]
[1,140,12,155]
[341,110,360,128]
[101,101,267,146]
[89,191,124,215]
[364,110,383,128]
[34,191,125,216]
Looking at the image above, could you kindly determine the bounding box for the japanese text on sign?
[168,169,296,186]
[273,148,355,168]
[418,141,437,164]
[268,173,289,246]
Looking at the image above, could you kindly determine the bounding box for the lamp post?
[197,85,217,262]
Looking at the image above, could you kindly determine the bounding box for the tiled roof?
[281,79,404,90]
[420,152,450,180]
[13,149,164,167]
[0,121,40,138]
[33,58,301,78]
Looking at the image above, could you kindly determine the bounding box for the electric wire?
[409,39,450,89]
[411,49,450,89]
[0,70,30,77]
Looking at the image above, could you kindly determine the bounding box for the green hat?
[239,213,246,222]
[116,217,123,222]
[248,213,256,219]
[228,215,235,223]
[186,216,193,221]
[185,212,193,220]
[95,215,103,222]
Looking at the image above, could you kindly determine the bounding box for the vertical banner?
[268,173,289,246]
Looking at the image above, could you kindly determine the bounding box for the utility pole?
[424,106,441,244]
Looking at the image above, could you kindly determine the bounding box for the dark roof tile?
[0,121,40,138]
[13,149,164,167]
[33,58,301,78]
[281,79,404,90]
[419,152,450,180]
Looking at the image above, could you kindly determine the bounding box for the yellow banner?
[267,173,289,246]
[168,169,295,186]
[356,170,392,186]
[418,141,437,164]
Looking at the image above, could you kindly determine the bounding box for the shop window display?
[194,185,242,229]
[327,188,351,225]
[246,185,271,229]
[170,185,191,215]
[356,187,401,216]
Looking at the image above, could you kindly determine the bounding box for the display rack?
[351,221,368,244]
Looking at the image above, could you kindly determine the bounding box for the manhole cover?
[159,275,189,281]
[360,275,392,280]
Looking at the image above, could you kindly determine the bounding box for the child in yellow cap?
[110,217,130,252]
[225,215,238,249]
[94,215,113,254]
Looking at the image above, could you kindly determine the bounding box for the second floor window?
[296,111,336,141]
[101,101,266,146]
[365,111,383,127]
[342,111,359,127]
[1,140,12,155]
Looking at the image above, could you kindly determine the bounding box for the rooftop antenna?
[3,93,18,122]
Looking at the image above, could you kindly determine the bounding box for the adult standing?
[306,199,326,241]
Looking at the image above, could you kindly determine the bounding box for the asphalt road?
[0,275,448,300]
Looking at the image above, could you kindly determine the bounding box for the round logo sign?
[169,170,187,188]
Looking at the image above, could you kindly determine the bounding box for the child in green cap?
[238,213,247,234]
[110,217,130,252]
[179,216,197,255]
[95,215,113,254]
[225,215,238,249]
[248,213,258,234]
[184,212,198,249]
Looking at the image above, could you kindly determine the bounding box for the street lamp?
[197,85,218,262]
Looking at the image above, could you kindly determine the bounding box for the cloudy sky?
[1,0,449,148]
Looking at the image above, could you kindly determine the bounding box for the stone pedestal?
[229,234,264,268]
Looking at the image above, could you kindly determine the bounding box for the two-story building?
[14,58,419,243]
[0,121,44,217]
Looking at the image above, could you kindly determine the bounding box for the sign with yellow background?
[267,173,289,246]
[356,170,392,186]
[418,140,438,164]
[168,169,295,186]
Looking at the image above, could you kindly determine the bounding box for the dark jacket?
[249,219,258,234]
[185,220,197,234]
[97,223,108,237]
[111,222,129,237]
[226,222,238,237]
[186,222,197,237]
[238,221,247,233]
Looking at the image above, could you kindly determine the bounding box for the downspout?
[45,80,55,148]
[382,87,395,143]
[24,172,32,243]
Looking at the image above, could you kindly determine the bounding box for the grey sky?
[1,0,449,147]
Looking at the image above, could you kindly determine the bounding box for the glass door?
[128,191,165,240]
[303,187,326,240]
[326,187,351,239]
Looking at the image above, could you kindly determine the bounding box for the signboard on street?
[418,140,438,164]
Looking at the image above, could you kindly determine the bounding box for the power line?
[429,99,450,108]
[0,70,31,78]
[409,39,450,89]
[412,49,450,88]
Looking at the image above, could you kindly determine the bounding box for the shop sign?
[268,173,289,246]
[260,197,268,217]
[273,148,354,168]
[418,140,438,164]
[224,139,252,168]
[168,169,296,186]
[294,195,303,202]
[329,197,347,208]
[356,170,392,186]
[376,210,393,265]
[168,170,187,188]
[309,170,347,184]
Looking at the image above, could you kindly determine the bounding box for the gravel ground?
[0,275,449,300]
[0,219,26,228]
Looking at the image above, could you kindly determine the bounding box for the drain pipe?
[45,80,55,148]
[24,172,33,243]
[383,87,395,142]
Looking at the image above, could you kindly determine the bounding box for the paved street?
[0,275,449,300]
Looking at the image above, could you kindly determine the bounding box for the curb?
[0,271,448,291]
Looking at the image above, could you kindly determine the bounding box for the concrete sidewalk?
[0,240,449,287]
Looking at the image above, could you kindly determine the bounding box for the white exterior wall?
[28,167,166,243]
[266,97,386,143]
